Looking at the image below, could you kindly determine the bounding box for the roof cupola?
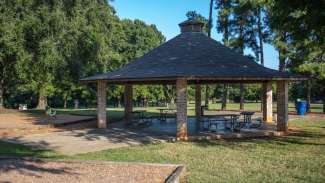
[178,20,205,33]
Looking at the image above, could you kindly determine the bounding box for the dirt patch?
[0,158,182,183]
[0,112,96,137]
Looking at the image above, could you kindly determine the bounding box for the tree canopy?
[0,0,324,112]
[0,0,165,109]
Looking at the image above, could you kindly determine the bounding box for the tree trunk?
[63,98,67,109]
[240,84,244,110]
[0,86,4,110]
[260,88,264,112]
[322,96,325,113]
[205,85,209,107]
[117,96,121,108]
[144,97,148,107]
[257,13,264,116]
[323,89,325,113]
[221,84,229,110]
[257,7,264,66]
[170,96,175,105]
[205,0,213,107]
[279,48,286,72]
[37,89,47,110]
[208,0,213,37]
[306,80,311,113]
[74,99,79,109]
[238,17,245,111]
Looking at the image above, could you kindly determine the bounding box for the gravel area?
[0,113,95,137]
[0,158,179,183]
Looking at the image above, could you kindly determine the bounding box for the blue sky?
[111,0,279,70]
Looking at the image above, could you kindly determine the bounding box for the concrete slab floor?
[2,124,172,155]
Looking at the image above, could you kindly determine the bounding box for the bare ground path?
[0,112,95,137]
[0,157,182,183]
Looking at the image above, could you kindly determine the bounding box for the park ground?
[1,103,325,182]
[21,102,325,122]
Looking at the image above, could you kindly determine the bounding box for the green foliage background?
[0,0,167,109]
[0,0,324,110]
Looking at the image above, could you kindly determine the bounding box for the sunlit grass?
[209,102,323,113]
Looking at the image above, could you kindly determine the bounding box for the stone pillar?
[262,81,273,123]
[195,84,202,123]
[176,79,188,140]
[276,81,288,132]
[124,84,133,123]
[97,80,107,128]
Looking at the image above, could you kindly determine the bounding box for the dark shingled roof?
[81,24,305,83]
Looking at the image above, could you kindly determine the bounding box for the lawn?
[26,102,324,123]
[209,102,324,113]
[1,117,324,182]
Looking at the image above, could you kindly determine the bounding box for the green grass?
[25,102,324,124]
[1,118,325,182]
[27,102,323,120]
[0,141,62,158]
[209,102,324,113]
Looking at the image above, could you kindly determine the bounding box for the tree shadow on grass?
[190,128,325,149]
[274,129,325,146]
[0,137,64,158]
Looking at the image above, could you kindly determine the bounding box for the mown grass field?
[1,117,324,182]
[25,102,323,123]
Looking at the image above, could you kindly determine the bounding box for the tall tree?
[16,0,69,109]
[16,0,124,109]
[0,0,26,109]
[231,0,258,110]
[251,0,270,66]
[268,0,325,112]
[249,0,271,111]
[205,0,214,107]
[216,0,233,110]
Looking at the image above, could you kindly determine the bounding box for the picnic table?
[203,114,240,132]
[132,110,146,121]
[131,110,154,126]
[240,111,255,123]
[205,112,260,132]
[238,111,263,128]
[158,108,176,121]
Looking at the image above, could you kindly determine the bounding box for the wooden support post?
[97,80,107,128]
[262,81,273,123]
[176,78,188,140]
[195,84,202,123]
[124,84,133,124]
[276,81,288,132]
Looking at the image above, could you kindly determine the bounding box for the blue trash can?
[296,101,307,115]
